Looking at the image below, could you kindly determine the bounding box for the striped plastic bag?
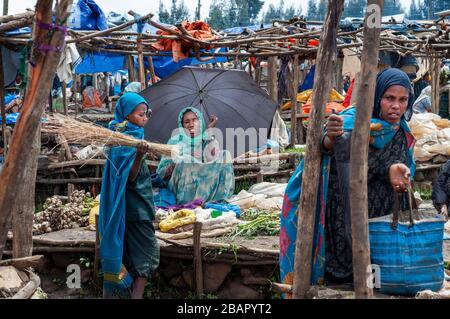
[369,190,446,296]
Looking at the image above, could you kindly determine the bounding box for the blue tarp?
[299,64,316,92]
[75,52,126,74]
[68,0,107,31]
[222,24,271,35]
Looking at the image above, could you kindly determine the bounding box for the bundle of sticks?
[43,114,177,158]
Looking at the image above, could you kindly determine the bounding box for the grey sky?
[1,0,412,20]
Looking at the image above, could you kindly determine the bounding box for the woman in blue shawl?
[157,107,235,204]
[99,92,159,299]
[280,68,416,296]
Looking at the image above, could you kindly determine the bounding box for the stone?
[163,259,184,278]
[218,279,263,299]
[0,266,24,291]
[182,269,195,290]
[203,263,232,293]
[169,275,187,288]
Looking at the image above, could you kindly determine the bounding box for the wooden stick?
[0,10,34,24]
[193,222,203,295]
[36,177,102,184]
[94,213,100,287]
[292,0,345,299]
[290,54,300,146]
[349,0,383,299]
[0,255,44,268]
[67,13,154,44]
[3,246,94,254]
[268,56,278,103]
[0,16,33,33]
[147,56,157,85]
[11,272,40,299]
[0,43,6,157]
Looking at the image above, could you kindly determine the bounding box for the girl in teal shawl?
[99,92,159,299]
[279,68,416,297]
[157,107,235,204]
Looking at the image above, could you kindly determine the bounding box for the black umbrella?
[140,66,278,158]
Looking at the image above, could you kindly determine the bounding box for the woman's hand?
[207,115,218,129]
[389,163,410,193]
[323,114,344,150]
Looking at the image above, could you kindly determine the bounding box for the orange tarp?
[151,21,217,62]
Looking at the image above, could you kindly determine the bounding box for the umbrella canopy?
[140,66,278,158]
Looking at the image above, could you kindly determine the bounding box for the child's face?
[127,104,149,127]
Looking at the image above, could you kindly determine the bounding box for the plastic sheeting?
[75,52,126,74]
[67,0,107,31]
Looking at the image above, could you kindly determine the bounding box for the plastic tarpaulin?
[148,48,228,79]
[68,0,107,31]
[75,52,126,74]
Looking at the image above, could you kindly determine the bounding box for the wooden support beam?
[147,56,157,85]
[62,81,67,115]
[0,255,44,268]
[290,55,300,146]
[268,56,278,104]
[193,222,203,296]
[0,0,73,259]
[349,0,383,299]
[292,0,345,299]
[0,45,6,157]
[127,55,137,82]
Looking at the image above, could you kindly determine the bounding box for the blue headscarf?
[372,68,415,121]
[99,92,150,294]
[108,92,149,139]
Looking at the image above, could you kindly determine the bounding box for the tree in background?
[263,0,302,23]
[306,0,318,20]
[316,0,328,21]
[195,0,202,20]
[208,0,228,30]
[158,0,171,24]
[168,0,190,24]
[383,0,403,17]
[420,0,450,19]
[408,0,422,20]
[342,0,366,18]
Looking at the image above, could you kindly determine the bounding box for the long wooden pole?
[292,0,345,299]
[0,0,73,259]
[349,0,384,299]
[2,0,8,15]
[290,54,300,146]
[268,56,278,104]
[0,47,6,156]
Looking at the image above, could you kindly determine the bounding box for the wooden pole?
[127,55,137,82]
[292,0,345,299]
[290,54,300,146]
[147,56,157,85]
[137,39,145,90]
[255,57,262,87]
[268,56,278,104]
[349,0,384,299]
[193,222,203,296]
[0,46,6,157]
[432,57,440,114]
[3,0,9,16]
[62,81,67,115]
[0,0,73,259]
